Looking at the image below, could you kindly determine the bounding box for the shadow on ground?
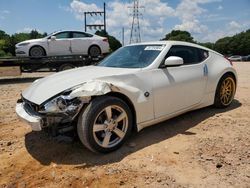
[0,77,43,85]
[25,99,241,167]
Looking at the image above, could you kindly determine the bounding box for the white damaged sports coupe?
[16,41,237,153]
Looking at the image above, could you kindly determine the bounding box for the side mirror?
[164,56,184,66]
[50,36,56,41]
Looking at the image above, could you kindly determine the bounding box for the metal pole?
[84,12,87,32]
[122,27,124,46]
[104,3,106,32]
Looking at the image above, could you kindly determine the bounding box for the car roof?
[52,30,94,35]
[127,40,222,56]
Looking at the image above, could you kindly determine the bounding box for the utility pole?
[84,3,106,32]
[129,0,143,44]
[122,27,125,46]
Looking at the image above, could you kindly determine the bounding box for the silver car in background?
[228,55,243,61]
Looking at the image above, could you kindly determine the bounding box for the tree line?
[0,28,249,57]
[162,29,250,56]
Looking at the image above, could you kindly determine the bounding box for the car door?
[152,45,209,118]
[71,32,92,55]
[48,31,72,56]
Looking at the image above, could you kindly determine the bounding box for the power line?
[128,0,144,44]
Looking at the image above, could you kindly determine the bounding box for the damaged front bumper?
[16,103,43,131]
[15,96,86,132]
[16,81,117,132]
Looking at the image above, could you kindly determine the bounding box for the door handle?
[203,64,208,76]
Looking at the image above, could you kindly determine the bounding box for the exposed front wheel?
[29,46,45,57]
[214,74,236,108]
[77,96,133,153]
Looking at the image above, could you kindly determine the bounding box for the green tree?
[162,30,195,43]
[0,30,11,57]
[29,30,47,39]
[198,42,215,50]
[95,30,122,52]
[214,29,250,55]
[0,30,9,40]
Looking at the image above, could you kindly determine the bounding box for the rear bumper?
[16,103,43,131]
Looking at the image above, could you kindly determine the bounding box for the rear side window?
[165,45,209,65]
[200,49,209,61]
[72,32,93,38]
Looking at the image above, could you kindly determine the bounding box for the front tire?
[77,96,133,153]
[214,74,236,108]
[29,46,45,57]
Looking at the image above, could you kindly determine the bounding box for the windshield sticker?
[144,46,164,51]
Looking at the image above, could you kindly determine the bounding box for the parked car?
[16,41,237,153]
[15,30,110,57]
[246,55,250,61]
[242,55,250,61]
[228,55,243,61]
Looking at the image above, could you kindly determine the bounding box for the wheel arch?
[215,71,237,91]
[29,45,47,56]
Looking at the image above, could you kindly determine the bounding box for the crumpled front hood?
[22,66,140,105]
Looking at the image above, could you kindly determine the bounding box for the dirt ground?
[0,62,249,188]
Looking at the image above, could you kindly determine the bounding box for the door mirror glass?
[164,56,184,66]
[51,36,56,41]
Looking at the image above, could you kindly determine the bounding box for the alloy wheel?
[220,77,236,106]
[92,105,128,148]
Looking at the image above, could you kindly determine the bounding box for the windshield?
[98,45,165,68]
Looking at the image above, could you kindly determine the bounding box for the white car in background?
[15,30,110,57]
[16,41,237,153]
[228,55,243,61]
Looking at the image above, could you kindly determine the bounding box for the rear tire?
[77,96,133,153]
[29,46,45,57]
[214,74,236,108]
[88,45,101,57]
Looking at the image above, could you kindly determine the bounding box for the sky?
[0,0,250,44]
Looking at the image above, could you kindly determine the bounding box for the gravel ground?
[0,62,249,188]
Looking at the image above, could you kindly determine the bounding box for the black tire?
[88,45,101,57]
[29,46,46,57]
[58,63,75,72]
[214,74,236,108]
[77,96,133,153]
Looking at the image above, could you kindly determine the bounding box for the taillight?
[224,56,233,66]
[103,38,108,42]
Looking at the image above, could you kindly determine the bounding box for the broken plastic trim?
[38,96,86,115]
[69,80,118,98]
[39,81,117,116]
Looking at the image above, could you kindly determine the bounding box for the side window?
[165,45,209,65]
[199,49,209,61]
[54,32,70,39]
[72,32,88,38]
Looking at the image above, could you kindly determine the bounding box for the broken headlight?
[38,83,90,115]
[38,95,83,115]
